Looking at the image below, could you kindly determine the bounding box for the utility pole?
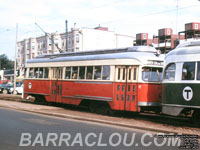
[14,24,18,94]
[176,0,180,35]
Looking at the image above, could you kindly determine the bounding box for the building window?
[76,34,79,43]
[42,42,45,49]
[195,24,199,30]
[62,40,65,47]
[167,29,171,35]
[75,47,79,51]
[48,39,52,46]
[143,34,146,39]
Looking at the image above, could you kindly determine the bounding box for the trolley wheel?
[34,95,47,105]
[191,110,200,126]
[3,89,8,94]
[89,101,113,115]
[89,102,96,113]
[107,109,116,116]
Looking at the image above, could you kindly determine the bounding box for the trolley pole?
[14,24,18,94]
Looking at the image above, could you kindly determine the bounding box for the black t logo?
[184,89,191,99]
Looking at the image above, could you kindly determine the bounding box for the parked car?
[0,83,13,94]
[10,82,23,95]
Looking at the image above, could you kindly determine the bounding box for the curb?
[0,104,199,136]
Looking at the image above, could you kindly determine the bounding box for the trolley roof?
[27,46,164,65]
[165,40,200,63]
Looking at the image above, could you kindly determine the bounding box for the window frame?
[163,63,176,81]
[182,62,196,81]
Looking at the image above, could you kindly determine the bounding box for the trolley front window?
[164,63,176,81]
[142,67,162,82]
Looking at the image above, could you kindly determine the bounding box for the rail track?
[0,94,200,132]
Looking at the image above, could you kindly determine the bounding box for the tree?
[0,54,14,70]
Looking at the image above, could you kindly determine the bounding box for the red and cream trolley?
[23,46,164,114]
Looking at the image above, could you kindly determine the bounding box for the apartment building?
[17,27,135,75]
[135,29,185,53]
[179,22,200,43]
[135,33,158,46]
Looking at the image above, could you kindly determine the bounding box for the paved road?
[0,107,185,150]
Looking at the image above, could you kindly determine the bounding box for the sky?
[0,0,200,60]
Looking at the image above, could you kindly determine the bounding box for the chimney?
[65,20,68,51]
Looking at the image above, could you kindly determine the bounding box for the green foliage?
[0,54,14,70]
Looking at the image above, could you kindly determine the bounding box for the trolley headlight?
[153,61,158,65]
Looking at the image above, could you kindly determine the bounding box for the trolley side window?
[86,66,93,79]
[182,62,195,80]
[197,62,200,80]
[72,67,78,79]
[34,68,39,78]
[164,63,176,81]
[24,68,27,78]
[102,66,110,80]
[44,68,49,78]
[133,68,137,80]
[79,66,85,79]
[38,68,43,78]
[29,68,34,78]
[53,68,63,79]
[65,67,71,79]
[94,66,102,80]
[142,67,162,82]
